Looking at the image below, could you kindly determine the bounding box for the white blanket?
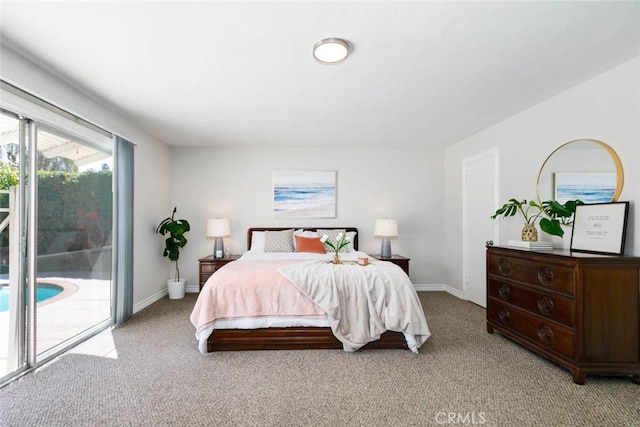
[278,259,431,352]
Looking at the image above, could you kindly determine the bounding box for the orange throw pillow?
[295,235,327,254]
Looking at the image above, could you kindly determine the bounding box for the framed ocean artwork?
[553,172,616,204]
[272,170,336,218]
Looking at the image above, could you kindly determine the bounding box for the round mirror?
[537,139,623,204]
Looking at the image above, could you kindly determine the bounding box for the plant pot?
[521,224,538,241]
[167,279,186,299]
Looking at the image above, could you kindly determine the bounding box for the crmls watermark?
[435,412,487,425]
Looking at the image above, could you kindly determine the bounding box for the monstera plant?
[538,199,584,237]
[491,198,583,239]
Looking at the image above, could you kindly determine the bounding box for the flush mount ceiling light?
[313,38,349,64]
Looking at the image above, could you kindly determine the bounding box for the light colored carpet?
[1,292,638,426]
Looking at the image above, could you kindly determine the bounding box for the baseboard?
[186,285,199,294]
[133,288,168,314]
[413,284,465,300]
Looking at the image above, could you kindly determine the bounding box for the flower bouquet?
[320,232,350,264]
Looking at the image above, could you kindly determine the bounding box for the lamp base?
[214,237,225,259]
[380,238,392,259]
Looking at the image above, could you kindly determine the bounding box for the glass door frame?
[0,111,29,383]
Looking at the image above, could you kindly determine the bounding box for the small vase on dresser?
[520,223,538,241]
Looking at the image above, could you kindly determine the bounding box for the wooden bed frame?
[206,227,408,352]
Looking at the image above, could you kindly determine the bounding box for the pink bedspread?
[190,259,326,336]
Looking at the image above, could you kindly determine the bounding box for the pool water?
[0,284,63,312]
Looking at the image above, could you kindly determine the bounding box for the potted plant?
[491,198,583,241]
[156,207,191,299]
[491,199,544,241]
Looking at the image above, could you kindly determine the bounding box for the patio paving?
[0,276,111,377]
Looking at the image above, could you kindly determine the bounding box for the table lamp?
[374,219,398,259]
[206,218,230,259]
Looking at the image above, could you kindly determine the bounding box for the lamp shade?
[206,218,230,237]
[374,219,398,237]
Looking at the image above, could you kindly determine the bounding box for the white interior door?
[463,148,499,307]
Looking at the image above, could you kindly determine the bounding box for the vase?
[521,224,538,241]
[331,253,342,264]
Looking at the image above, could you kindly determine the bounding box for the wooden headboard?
[247,227,359,251]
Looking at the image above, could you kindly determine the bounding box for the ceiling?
[1,1,639,149]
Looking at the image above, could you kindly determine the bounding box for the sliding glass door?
[0,100,114,382]
[35,125,113,356]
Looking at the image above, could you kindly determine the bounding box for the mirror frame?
[536,139,624,203]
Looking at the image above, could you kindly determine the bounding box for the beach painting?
[554,172,616,204]
[273,170,336,218]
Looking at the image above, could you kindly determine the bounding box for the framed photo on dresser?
[570,201,629,255]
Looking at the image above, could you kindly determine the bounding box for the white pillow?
[345,231,357,252]
[249,231,266,252]
[301,230,320,238]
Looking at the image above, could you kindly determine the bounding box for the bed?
[190,227,430,353]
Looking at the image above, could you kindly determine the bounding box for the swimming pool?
[0,284,63,312]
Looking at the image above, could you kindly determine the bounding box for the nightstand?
[371,254,410,275]
[198,255,241,290]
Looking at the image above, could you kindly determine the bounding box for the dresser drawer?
[198,255,241,291]
[488,300,575,360]
[487,253,575,296]
[200,264,220,275]
[488,279,575,328]
[199,265,221,288]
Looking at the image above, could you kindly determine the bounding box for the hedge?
[0,167,113,256]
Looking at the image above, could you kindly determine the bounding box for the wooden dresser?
[486,245,640,384]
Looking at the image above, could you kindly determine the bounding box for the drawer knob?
[537,295,555,316]
[498,259,511,275]
[498,308,511,324]
[498,284,510,300]
[537,266,555,286]
[537,324,554,344]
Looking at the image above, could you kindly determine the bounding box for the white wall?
[443,55,640,293]
[4,42,637,302]
[0,44,173,310]
[171,146,445,288]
